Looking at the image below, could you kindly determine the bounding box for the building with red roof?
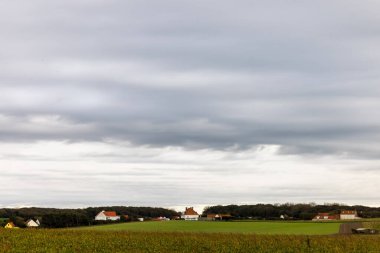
[312,210,360,221]
[181,207,199,221]
[95,210,120,221]
[312,213,339,221]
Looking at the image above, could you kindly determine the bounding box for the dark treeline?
[203,203,380,220]
[0,206,179,228]
[85,206,179,220]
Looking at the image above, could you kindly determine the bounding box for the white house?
[26,219,40,228]
[340,210,360,220]
[94,210,120,221]
[181,207,199,221]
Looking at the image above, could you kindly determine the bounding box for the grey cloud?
[1,0,380,207]
[1,76,380,158]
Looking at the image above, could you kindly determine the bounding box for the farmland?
[363,220,380,230]
[0,229,380,253]
[79,220,341,235]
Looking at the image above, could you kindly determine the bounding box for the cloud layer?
[0,0,380,208]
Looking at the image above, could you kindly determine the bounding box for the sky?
[0,0,379,210]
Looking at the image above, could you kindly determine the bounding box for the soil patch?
[339,222,362,234]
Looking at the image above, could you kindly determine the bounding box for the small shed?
[4,222,17,229]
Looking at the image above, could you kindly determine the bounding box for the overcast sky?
[0,0,379,210]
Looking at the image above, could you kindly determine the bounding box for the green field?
[79,221,341,235]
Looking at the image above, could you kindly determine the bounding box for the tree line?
[0,206,180,228]
[203,203,380,220]
[2,203,379,228]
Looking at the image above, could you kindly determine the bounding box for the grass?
[79,220,341,235]
[0,229,379,253]
[363,221,380,230]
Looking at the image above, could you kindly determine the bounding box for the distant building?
[152,216,170,221]
[340,210,360,220]
[95,211,120,221]
[280,214,291,220]
[312,210,360,221]
[4,222,17,229]
[312,213,338,221]
[26,219,40,228]
[181,207,199,221]
[206,213,233,221]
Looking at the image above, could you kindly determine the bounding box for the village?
[1,207,363,229]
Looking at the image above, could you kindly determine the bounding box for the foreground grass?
[0,229,379,253]
[79,220,341,235]
[363,221,380,230]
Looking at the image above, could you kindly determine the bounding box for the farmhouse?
[312,213,338,221]
[94,210,120,221]
[26,219,40,228]
[312,210,360,221]
[340,210,359,220]
[181,207,199,221]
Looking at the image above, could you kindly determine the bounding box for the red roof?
[103,211,118,217]
[184,207,199,215]
[313,213,338,220]
[316,213,329,216]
